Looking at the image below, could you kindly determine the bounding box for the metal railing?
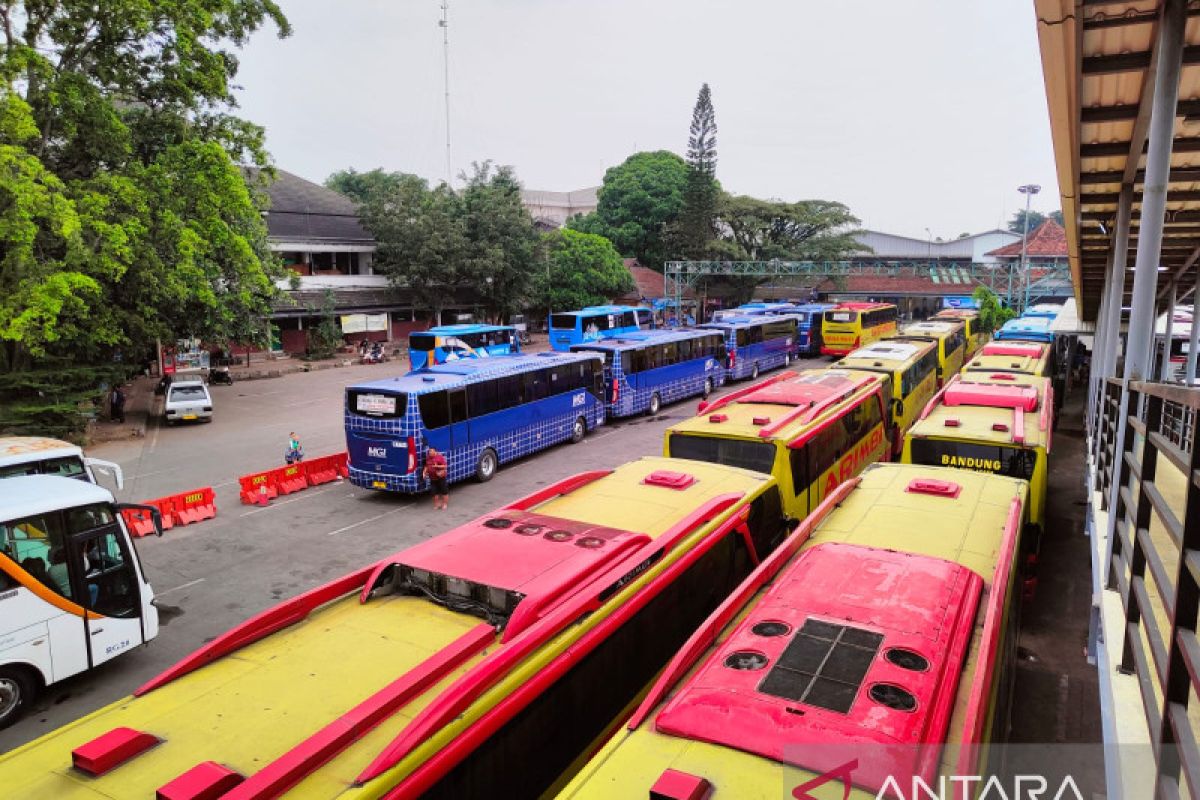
[1099,378,1200,797]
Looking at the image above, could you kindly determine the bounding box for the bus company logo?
[824,425,886,495]
[572,392,586,408]
[939,454,1002,472]
[791,760,1085,800]
[368,447,387,458]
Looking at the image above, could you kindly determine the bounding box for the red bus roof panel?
[979,342,1047,358]
[942,381,1040,412]
[653,542,982,796]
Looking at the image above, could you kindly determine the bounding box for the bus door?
[66,511,147,666]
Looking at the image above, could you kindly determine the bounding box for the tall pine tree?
[678,83,719,259]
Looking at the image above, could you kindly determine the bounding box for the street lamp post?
[1017,183,1042,313]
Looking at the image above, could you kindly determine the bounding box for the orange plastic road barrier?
[304,452,347,486]
[273,463,309,495]
[120,508,158,538]
[171,487,217,525]
[239,469,278,506]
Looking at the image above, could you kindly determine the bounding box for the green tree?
[1007,209,1051,234]
[535,229,634,312]
[677,83,719,259]
[714,194,863,261]
[972,286,1016,333]
[0,0,290,371]
[567,150,688,269]
[326,168,413,207]
[458,162,539,320]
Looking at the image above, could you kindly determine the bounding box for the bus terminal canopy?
[1035,0,1200,320]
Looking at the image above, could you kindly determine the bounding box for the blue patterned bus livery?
[345,352,606,494]
[699,316,800,381]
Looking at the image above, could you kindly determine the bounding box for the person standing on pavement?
[424,447,449,510]
[109,385,126,424]
[286,431,303,464]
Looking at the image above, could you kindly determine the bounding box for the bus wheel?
[475,448,498,483]
[571,416,587,443]
[751,363,760,380]
[702,377,714,399]
[648,393,662,416]
[0,667,36,730]
[784,353,792,367]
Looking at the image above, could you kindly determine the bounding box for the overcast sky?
[233,1,1058,240]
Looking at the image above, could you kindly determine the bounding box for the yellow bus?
[962,340,1053,379]
[903,373,1052,568]
[892,319,967,388]
[557,462,1028,800]
[819,302,898,356]
[0,458,791,800]
[665,369,891,519]
[835,338,939,458]
[933,308,987,359]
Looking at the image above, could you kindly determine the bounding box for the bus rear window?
[908,438,1036,481]
[550,314,578,330]
[828,311,858,324]
[409,334,436,351]
[668,434,777,475]
[347,390,407,418]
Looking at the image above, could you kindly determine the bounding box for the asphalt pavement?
[0,356,830,752]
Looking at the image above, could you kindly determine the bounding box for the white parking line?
[327,504,413,536]
[239,484,341,517]
[156,578,205,597]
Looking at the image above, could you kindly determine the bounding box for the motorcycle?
[210,366,234,385]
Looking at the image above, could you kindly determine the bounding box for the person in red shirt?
[423,447,449,510]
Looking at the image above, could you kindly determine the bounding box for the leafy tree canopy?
[972,286,1016,333]
[535,228,634,313]
[567,150,688,270]
[0,0,290,371]
[1007,208,1063,234]
[713,194,863,261]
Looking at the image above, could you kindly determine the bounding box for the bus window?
[1,512,71,598]
[0,462,41,479]
[637,308,653,328]
[662,342,678,366]
[828,310,857,324]
[419,392,451,429]
[496,375,524,407]
[467,381,500,418]
[909,439,1036,480]
[524,369,549,402]
[74,527,137,618]
[668,435,777,474]
[448,389,468,424]
[806,420,850,480]
[843,395,883,441]
[744,486,788,558]
[551,314,577,331]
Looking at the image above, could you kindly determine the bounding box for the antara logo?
[792,760,1086,800]
[367,447,387,458]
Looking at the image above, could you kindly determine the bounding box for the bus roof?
[996,317,1054,339]
[909,375,1052,449]
[838,339,934,366]
[793,303,837,312]
[570,328,718,352]
[555,304,646,317]
[557,463,1028,800]
[933,308,980,318]
[833,301,894,310]
[0,457,771,799]
[698,316,782,330]
[0,435,82,467]
[900,320,963,336]
[979,341,1048,358]
[672,369,885,444]
[963,352,1048,374]
[0,475,113,520]
[415,324,513,335]
[348,351,600,396]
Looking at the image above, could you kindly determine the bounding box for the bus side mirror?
[891,398,905,418]
[116,503,164,538]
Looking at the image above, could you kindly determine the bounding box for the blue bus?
[699,315,799,381]
[995,315,1055,343]
[1021,303,1064,321]
[571,329,727,418]
[345,352,606,493]
[710,302,797,322]
[549,305,654,351]
[408,324,519,370]
[790,302,837,355]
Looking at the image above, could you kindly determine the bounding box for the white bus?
[0,436,123,490]
[0,476,159,727]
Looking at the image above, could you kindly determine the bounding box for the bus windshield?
[668,434,777,475]
[828,311,858,323]
[409,334,436,351]
[908,438,1036,480]
[347,389,407,418]
[0,456,87,481]
[551,314,580,330]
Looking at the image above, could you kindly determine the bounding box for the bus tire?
[571,416,587,443]
[0,666,37,730]
[702,377,714,399]
[475,448,498,483]
[784,353,792,367]
[751,363,760,381]
[648,393,662,416]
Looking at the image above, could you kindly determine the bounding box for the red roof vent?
[989,373,1017,380]
[650,769,713,800]
[944,418,961,427]
[643,470,697,490]
[708,414,728,423]
[752,416,771,426]
[72,727,160,777]
[905,478,962,499]
[156,762,244,800]
[992,423,1009,432]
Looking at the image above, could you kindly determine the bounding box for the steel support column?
[1163,282,1177,381]
[1189,267,1200,383]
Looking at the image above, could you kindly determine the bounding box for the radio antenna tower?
[438,0,452,185]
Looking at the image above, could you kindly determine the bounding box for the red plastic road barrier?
[239,469,278,506]
[273,463,308,495]
[304,453,347,487]
[120,508,158,538]
[171,487,217,525]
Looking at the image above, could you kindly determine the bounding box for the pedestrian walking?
[109,385,126,424]
[424,447,449,510]
[285,431,304,465]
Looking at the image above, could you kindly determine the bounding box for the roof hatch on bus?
[942,381,1039,412]
[652,542,982,796]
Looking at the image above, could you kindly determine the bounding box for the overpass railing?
[1096,378,1200,796]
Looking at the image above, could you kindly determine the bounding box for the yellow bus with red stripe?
[962,340,1053,379]
[834,338,939,458]
[933,308,988,359]
[0,457,794,800]
[819,302,899,356]
[663,369,891,519]
[556,462,1028,800]
[891,319,968,388]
